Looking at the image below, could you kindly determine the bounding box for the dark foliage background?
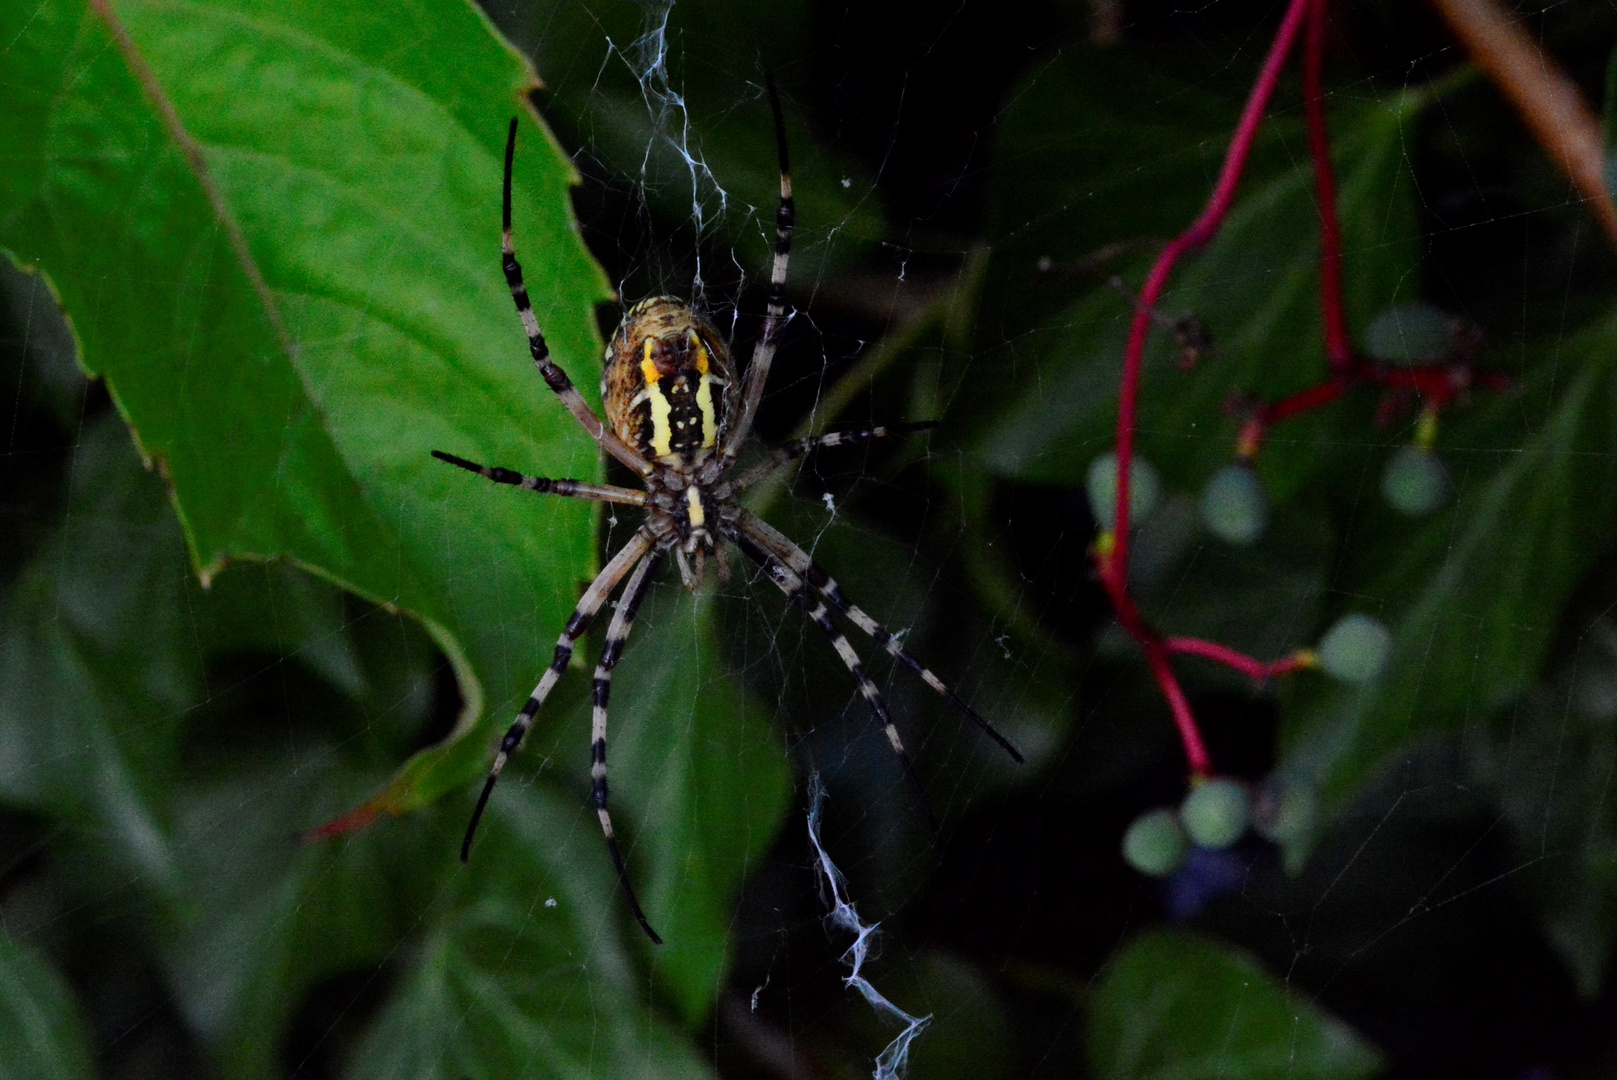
[4,1,1617,1078]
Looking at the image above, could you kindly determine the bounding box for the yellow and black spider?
[435,84,1022,944]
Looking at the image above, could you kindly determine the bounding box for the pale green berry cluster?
[1122,776,1318,877]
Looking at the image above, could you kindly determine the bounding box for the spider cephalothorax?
[434,86,1022,945]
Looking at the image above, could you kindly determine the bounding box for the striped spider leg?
[587,549,667,944]
[717,76,795,464]
[726,526,939,830]
[728,421,940,493]
[430,450,647,507]
[732,511,1024,765]
[496,117,654,481]
[458,529,655,864]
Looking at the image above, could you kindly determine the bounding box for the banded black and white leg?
[729,421,939,492]
[430,450,648,507]
[737,511,1023,764]
[501,117,652,479]
[588,550,666,944]
[461,529,655,862]
[721,77,795,462]
[727,528,937,829]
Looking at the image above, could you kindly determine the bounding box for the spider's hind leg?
[589,551,666,944]
[460,530,654,863]
[736,510,1023,765]
[728,528,939,833]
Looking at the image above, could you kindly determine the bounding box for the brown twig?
[1429,0,1617,249]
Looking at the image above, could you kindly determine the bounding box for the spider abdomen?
[603,297,733,469]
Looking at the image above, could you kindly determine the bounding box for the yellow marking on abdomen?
[685,487,705,528]
[640,339,674,459]
[695,373,718,449]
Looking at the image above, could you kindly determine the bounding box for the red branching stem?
[1165,637,1312,680]
[1258,375,1350,425]
[1095,562,1213,775]
[1110,0,1315,586]
[1242,358,1507,453]
[1099,0,1357,781]
[1303,0,1351,369]
[1144,641,1212,777]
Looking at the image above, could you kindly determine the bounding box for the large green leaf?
[0,935,95,1080]
[1087,931,1380,1080]
[0,0,607,822]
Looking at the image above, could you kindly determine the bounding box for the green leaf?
[0,935,95,1080]
[1087,931,1380,1080]
[0,0,610,821]
[346,784,716,1080]
[1280,313,1617,834]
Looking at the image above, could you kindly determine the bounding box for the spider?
[436,85,1023,944]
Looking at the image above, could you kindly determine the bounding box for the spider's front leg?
[720,77,795,462]
[500,118,652,479]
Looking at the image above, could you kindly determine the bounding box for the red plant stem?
[1243,358,1507,453]
[1099,0,1329,781]
[1110,0,1314,585]
[1165,637,1311,680]
[1259,375,1350,424]
[1303,0,1351,369]
[1144,641,1212,777]
[1094,571,1213,776]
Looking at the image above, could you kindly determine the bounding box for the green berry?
[1180,778,1251,850]
[1381,445,1451,516]
[1365,303,1450,364]
[1254,778,1316,846]
[1200,463,1269,545]
[1122,808,1188,876]
[1317,613,1392,684]
[1086,451,1161,530]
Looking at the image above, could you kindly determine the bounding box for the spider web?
[2,1,1616,1079]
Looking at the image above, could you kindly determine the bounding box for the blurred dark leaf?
[345,784,716,1080]
[1468,616,1617,998]
[0,417,194,894]
[1087,930,1381,1080]
[156,754,445,1080]
[514,0,886,281]
[1132,499,1332,676]
[962,79,1425,504]
[0,934,95,1080]
[1281,314,1617,842]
